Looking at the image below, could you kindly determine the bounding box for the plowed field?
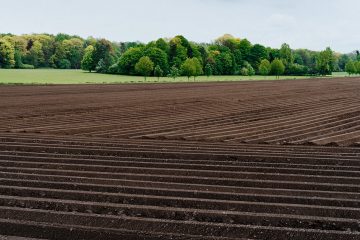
[0,78,359,239]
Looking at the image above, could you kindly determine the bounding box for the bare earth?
[0,78,359,239]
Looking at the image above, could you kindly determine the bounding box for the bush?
[20,64,35,69]
[288,63,308,75]
[108,63,119,74]
[240,67,249,76]
[58,59,71,69]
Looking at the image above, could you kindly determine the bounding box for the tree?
[135,56,154,80]
[14,50,23,68]
[96,59,107,73]
[355,61,360,75]
[258,59,271,76]
[0,39,15,68]
[215,34,240,51]
[58,59,71,69]
[280,43,294,67]
[116,47,143,75]
[288,63,308,75]
[144,47,169,74]
[169,36,190,68]
[239,39,252,61]
[155,38,170,54]
[81,45,95,72]
[93,39,114,72]
[241,61,255,76]
[168,66,180,80]
[26,40,45,67]
[345,61,356,76]
[62,38,84,69]
[181,58,196,80]
[240,67,249,76]
[154,65,163,80]
[214,52,235,75]
[193,58,203,80]
[271,58,285,78]
[248,44,268,69]
[316,47,335,75]
[204,63,213,77]
[338,54,350,71]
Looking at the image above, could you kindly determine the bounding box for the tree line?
[1,33,359,78]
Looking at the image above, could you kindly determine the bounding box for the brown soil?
[0,78,359,239]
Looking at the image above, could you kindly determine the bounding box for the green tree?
[93,39,114,72]
[248,44,268,69]
[62,38,84,69]
[14,50,23,68]
[81,45,95,72]
[345,61,356,75]
[288,63,308,75]
[240,61,255,76]
[316,47,335,75]
[215,34,240,51]
[168,66,180,80]
[0,39,15,68]
[181,58,196,80]
[26,40,45,67]
[355,61,360,75]
[135,56,154,80]
[258,59,271,76]
[144,47,169,74]
[192,58,203,80]
[338,54,350,71]
[214,52,235,75]
[169,35,191,68]
[154,65,163,80]
[58,59,71,69]
[204,63,213,77]
[240,67,249,76]
[280,43,294,67]
[239,39,252,61]
[155,38,170,54]
[116,47,143,75]
[271,58,285,78]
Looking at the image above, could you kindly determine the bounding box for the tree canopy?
[0,33,356,78]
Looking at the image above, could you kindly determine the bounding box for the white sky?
[1,0,359,53]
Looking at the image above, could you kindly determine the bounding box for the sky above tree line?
[1,0,359,53]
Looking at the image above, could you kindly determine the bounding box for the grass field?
[0,69,328,85]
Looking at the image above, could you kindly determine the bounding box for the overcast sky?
[1,0,359,52]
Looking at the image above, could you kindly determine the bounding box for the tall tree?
[239,39,252,62]
[258,59,271,76]
[249,44,268,69]
[279,43,294,67]
[214,52,235,75]
[271,58,285,78]
[154,65,164,80]
[116,47,143,75]
[93,39,114,72]
[316,47,335,75]
[192,58,203,80]
[81,45,95,72]
[168,66,180,80]
[181,58,196,80]
[26,40,44,67]
[355,61,360,74]
[204,63,213,77]
[155,38,170,54]
[0,39,15,68]
[135,56,154,80]
[144,47,169,74]
[345,61,356,76]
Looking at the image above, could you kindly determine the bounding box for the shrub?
[20,64,35,69]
